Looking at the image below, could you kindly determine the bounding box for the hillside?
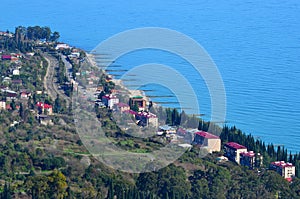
[0,26,300,199]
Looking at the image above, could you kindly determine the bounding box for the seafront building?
[224,142,248,164]
[270,161,295,181]
[102,94,119,109]
[240,151,256,169]
[193,131,221,153]
[129,96,147,111]
[136,111,158,128]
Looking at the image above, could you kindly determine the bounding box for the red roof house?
[193,131,221,152]
[36,102,53,115]
[225,142,247,150]
[224,142,248,164]
[1,55,11,60]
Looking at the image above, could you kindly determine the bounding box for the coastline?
[84,51,295,152]
[86,52,149,101]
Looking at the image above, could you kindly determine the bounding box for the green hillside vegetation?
[0,26,300,198]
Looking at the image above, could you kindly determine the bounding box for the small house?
[136,111,158,128]
[1,55,11,60]
[55,43,70,50]
[37,115,54,126]
[2,77,11,83]
[11,79,22,85]
[6,92,17,101]
[36,102,53,115]
[20,91,31,99]
[158,125,176,135]
[13,69,20,76]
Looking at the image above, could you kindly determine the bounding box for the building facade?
[193,131,221,153]
[270,161,295,181]
[240,151,256,169]
[129,96,147,111]
[36,102,53,115]
[102,94,119,109]
[0,101,6,110]
[158,125,176,135]
[224,142,248,164]
[136,112,158,128]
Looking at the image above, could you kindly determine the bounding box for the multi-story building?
[102,94,119,109]
[129,96,147,111]
[193,131,221,153]
[224,142,248,164]
[184,129,200,143]
[240,151,256,169]
[270,161,295,181]
[136,111,158,128]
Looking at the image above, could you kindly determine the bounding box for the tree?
[48,170,68,199]
[54,94,61,113]
[1,182,12,199]
[19,103,24,118]
[191,178,209,199]
[27,96,33,109]
[10,100,16,110]
[98,91,105,100]
[42,26,51,41]
[171,108,180,126]
[133,102,140,112]
[137,172,158,193]
[180,110,188,127]
[107,179,114,199]
[50,31,60,42]
[25,175,50,198]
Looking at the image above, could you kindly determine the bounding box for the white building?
[55,43,70,50]
[0,101,6,110]
[136,112,158,128]
[224,142,248,164]
[270,161,295,181]
[13,69,20,76]
[158,125,176,135]
[102,94,119,109]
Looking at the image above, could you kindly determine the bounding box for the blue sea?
[1,0,300,151]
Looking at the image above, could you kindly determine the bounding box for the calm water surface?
[1,0,300,151]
